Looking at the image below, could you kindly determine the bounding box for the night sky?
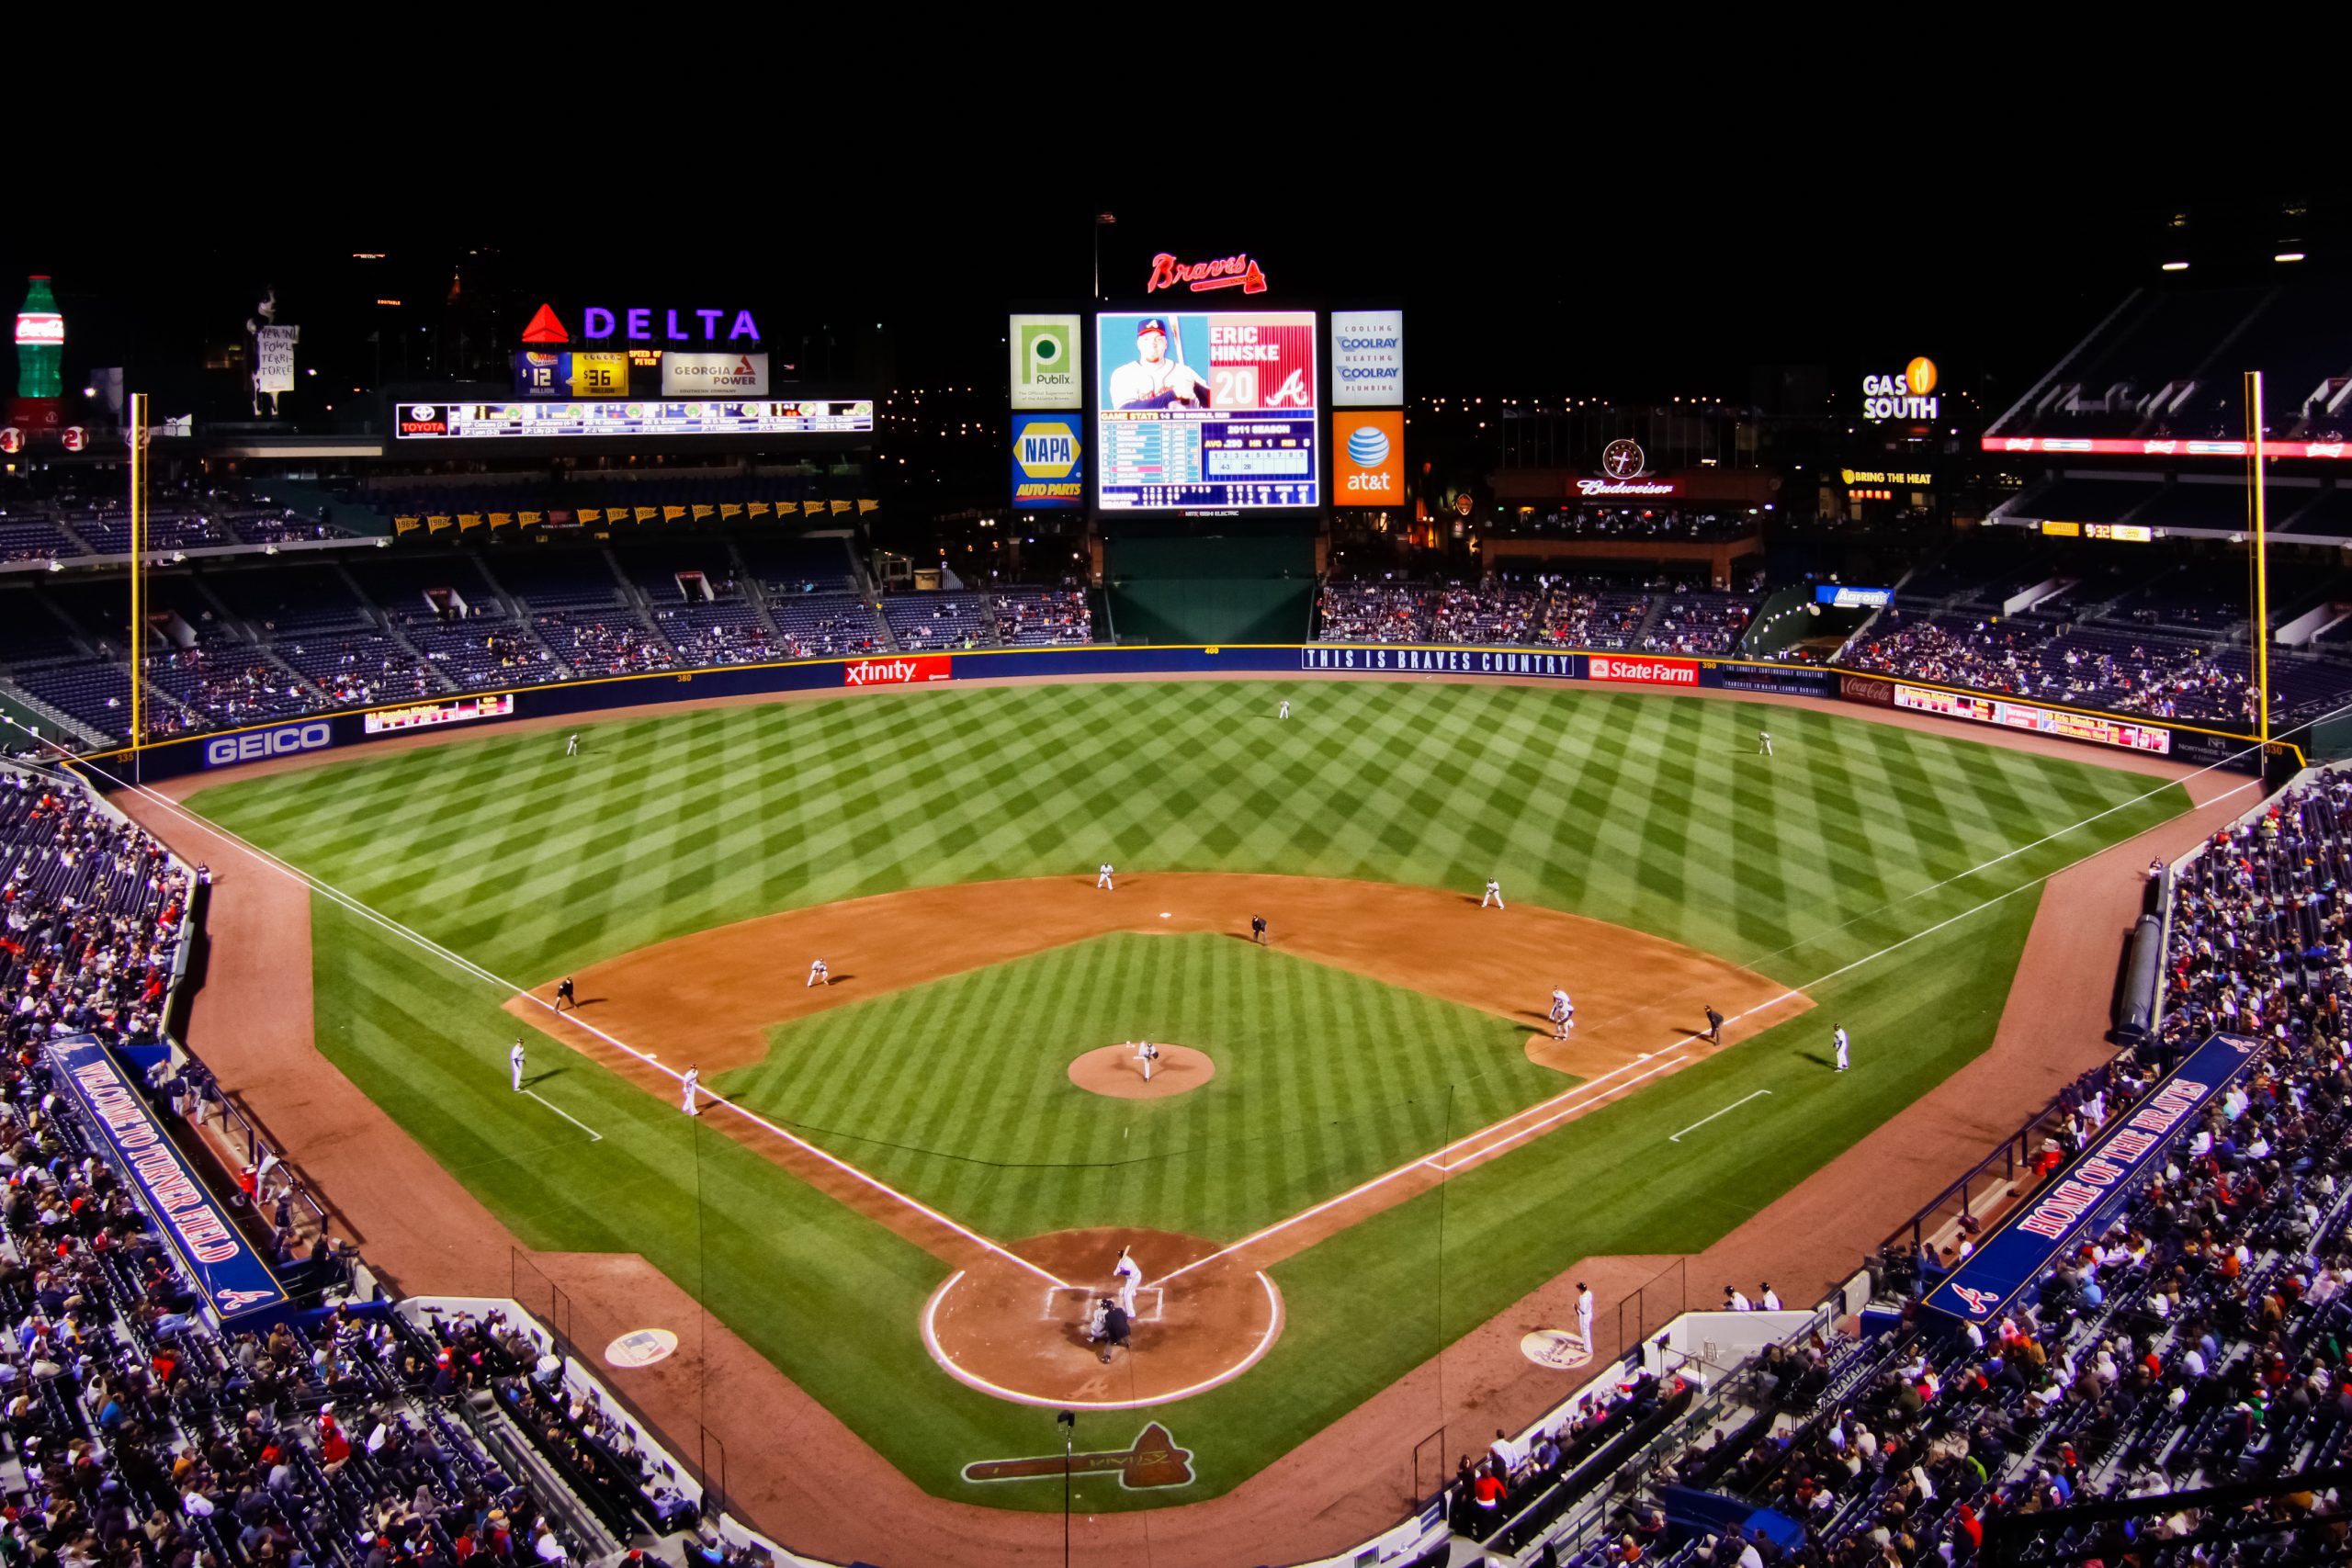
[4,169,2340,411]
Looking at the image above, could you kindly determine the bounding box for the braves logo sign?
[1147,253,1269,295]
[1945,1284,2001,1318]
[963,1422,1194,1491]
[215,1287,280,1312]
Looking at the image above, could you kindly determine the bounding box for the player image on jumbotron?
[1109,317,1211,410]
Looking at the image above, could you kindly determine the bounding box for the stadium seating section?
[1317,576,1758,656]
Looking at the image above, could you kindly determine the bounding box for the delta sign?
[521,302,761,345]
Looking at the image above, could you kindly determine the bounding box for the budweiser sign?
[1588,655,1699,687]
[842,655,953,687]
[1576,478,1679,497]
[1146,252,1269,295]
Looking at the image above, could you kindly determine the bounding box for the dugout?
[1097,519,1318,645]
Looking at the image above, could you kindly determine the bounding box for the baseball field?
[178,677,2191,1512]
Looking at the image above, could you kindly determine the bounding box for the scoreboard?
[396,399,874,442]
[1094,311,1319,512]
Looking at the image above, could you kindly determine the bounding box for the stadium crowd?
[1317,575,1725,655]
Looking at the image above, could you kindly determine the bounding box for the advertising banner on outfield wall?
[842,654,953,687]
[1300,646,1583,678]
[1716,665,1834,696]
[1925,1032,2256,1325]
[1839,673,1896,708]
[1892,682,2172,756]
[48,1035,288,1325]
[1588,655,1700,687]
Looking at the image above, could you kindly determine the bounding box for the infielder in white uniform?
[682,1065,701,1115]
[807,958,829,987]
[1576,1281,1595,1353]
[509,1039,526,1093]
[565,733,578,757]
[1758,729,1773,756]
[1482,879,1505,909]
[1135,1041,1160,1082]
[1097,863,1114,891]
[1833,1026,1849,1072]
[1550,989,1575,1040]
[1108,319,1208,411]
[1113,1246,1144,1317]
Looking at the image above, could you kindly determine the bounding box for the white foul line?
[1668,1089,1771,1144]
[39,734,1068,1292]
[524,1089,604,1143]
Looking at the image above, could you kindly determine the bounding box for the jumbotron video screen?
[1094,310,1318,511]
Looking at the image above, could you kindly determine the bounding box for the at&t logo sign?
[204,721,333,768]
[1344,425,1392,493]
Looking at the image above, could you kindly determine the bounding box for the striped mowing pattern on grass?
[186,681,2193,1510]
[722,931,1566,1240]
[192,681,2176,990]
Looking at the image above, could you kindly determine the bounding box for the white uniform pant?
[1482,889,1504,908]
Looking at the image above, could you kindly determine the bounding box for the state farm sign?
[1587,655,1699,687]
[842,655,953,687]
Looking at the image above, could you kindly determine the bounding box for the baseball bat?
[1169,317,1203,407]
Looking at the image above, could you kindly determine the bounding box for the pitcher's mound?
[1069,1043,1216,1099]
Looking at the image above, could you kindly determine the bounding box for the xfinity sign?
[204,721,333,768]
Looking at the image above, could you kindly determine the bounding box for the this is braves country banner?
[1923,1032,2256,1325]
[1299,647,1582,678]
[48,1035,287,1323]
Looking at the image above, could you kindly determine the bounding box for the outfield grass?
[721,931,1566,1240]
[188,680,2191,1508]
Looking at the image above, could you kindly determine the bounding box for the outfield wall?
[74,643,2271,787]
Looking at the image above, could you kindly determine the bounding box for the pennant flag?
[576,509,601,525]
[691,504,715,521]
[662,505,686,523]
[519,511,543,526]
[488,513,514,529]
[426,515,455,534]
[747,502,771,519]
[634,506,657,523]
[720,503,743,520]
[856,499,879,514]
[829,499,851,514]
[458,513,484,532]
[393,516,422,536]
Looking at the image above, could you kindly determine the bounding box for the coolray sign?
[363,694,516,734]
[1011,414,1083,509]
[1925,1032,2256,1324]
[842,655,953,687]
[49,1035,288,1324]
[1300,647,1582,678]
[521,305,761,344]
[1009,314,1081,410]
[1893,682,2171,755]
[1330,310,1404,407]
[204,721,333,768]
[662,353,769,397]
[1861,356,1938,423]
[1589,654,1700,686]
[1146,252,1268,295]
[1331,411,1405,502]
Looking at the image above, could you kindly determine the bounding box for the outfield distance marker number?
[1668,1089,1771,1144]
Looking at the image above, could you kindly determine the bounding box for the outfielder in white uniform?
[1482,879,1505,909]
[1550,989,1575,1040]
[1277,700,1290,720]
[682,1066,701,1115]
[1107,319,1209,411]
[565,733,578,757]
[1113,1247,1144,1317]
[1097,863,1114,891]
[807,958,829,988]
[1758,729,1773,756]
[1135,1041,1160,1082]
[509,1039,526,1093]
[1833,1026,1849,1072]
[1576,1282,1595,1353]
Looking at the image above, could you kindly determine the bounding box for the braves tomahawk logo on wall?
[1588,655,1700,687]
[842,655,953,688]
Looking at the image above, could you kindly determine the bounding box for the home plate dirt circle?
[1068,1043,1216,1099]
[923,1227,1283,1410]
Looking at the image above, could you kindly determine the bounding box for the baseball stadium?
[5,198,2352,1568]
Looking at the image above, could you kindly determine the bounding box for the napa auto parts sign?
[1588,655,1700,686]
[842,655,953,687]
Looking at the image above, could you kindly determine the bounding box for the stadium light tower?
[129,391,147,765]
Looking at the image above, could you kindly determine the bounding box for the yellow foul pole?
[2245,371,2269,753]
[129,392,146,756]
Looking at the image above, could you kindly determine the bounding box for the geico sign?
[204,722,334,767]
